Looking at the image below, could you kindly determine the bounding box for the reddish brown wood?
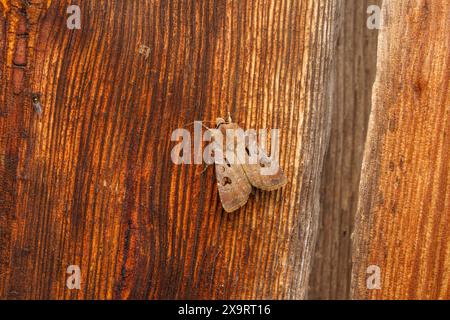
[0,0,341,299]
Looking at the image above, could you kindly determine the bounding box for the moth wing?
[214,123,252,213]
[215,162,252,213]
[241,133,287,191]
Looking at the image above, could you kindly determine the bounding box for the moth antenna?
[183,121,213,131]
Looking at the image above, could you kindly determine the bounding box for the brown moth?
[211,115,287,213]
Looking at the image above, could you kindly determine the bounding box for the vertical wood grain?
[308,0,380,299]
[352,0,450,299]
[0,0,341,299]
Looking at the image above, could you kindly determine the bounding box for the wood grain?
[308,0,380,299]
[351,0,450,299]
[0,0,341,299]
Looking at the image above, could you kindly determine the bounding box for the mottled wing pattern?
[214,123,252,213]
[241,130,287,191]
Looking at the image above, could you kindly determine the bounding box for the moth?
[210,115,287,213]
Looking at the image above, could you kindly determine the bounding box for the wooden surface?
[308,0,379,300]
[0,0,341,299]
[351,0,450,299]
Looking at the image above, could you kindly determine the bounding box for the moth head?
[216,113,232,127]
[216,117,226,127]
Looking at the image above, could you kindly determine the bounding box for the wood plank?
[308,0,380,299]
[351,0,450,299]
[0,0,341,299]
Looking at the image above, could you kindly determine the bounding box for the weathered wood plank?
[0,0,341,299]
[308,0,380,299]
[351,0,450,299]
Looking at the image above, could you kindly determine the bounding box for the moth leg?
[199,162,210,175]
[192,162,211,182]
